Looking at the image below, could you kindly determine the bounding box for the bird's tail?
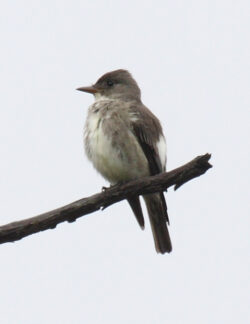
[127,196,145,229]
[143,193,172,254]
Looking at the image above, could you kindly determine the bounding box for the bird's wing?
[130,104,169,224]
[130,104,165,175]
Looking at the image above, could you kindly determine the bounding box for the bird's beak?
[76,85,99,94]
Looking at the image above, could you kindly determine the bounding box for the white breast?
[84,109,108,164]
[84,102,149,183]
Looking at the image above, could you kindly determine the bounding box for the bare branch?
[0,153,212,245]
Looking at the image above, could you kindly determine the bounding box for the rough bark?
[0,153,212,245]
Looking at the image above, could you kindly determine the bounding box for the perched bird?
[77,69,172,253]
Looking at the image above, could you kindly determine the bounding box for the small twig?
[0,153,212,245]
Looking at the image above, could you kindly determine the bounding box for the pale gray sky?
[0,1,249,323]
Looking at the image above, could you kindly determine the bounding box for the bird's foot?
[102,182,122,192]
[101,204,108,210]
[102,186,109,192]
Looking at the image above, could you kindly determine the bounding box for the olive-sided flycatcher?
[77,69,172,254]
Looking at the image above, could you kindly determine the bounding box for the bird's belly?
[85,115,149,184]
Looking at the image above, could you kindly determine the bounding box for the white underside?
[85,107,149,184]
[85,99,166,183]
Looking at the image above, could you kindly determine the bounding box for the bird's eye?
[106,80,114,87]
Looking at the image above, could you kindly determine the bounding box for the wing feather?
[130,104,169,224]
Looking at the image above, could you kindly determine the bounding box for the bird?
[77,69,172,253]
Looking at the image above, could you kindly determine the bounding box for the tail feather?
[143,193,172,254]
[127,196,145,229]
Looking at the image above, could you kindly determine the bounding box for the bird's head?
[77,69,141,101]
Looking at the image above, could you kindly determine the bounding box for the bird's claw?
[101,204,108,210]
